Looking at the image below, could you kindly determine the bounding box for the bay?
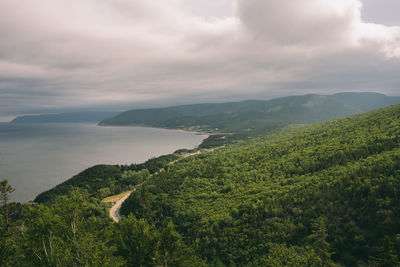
[0,123,206,202]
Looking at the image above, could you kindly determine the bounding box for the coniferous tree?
[0,179,15,225]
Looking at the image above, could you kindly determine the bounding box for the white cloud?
[0,0,399,117]
[238,0,361,47]
[356,22,400,58]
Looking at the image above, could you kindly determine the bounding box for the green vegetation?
[2,189,205,266]
[120,105,400,266]
[101,92,400,149]
[34,153,180,204]
[102,191,133,203]
[115,215,205,266]
[0,180,15,225]
[2,104,400,266]
[34,165,123,203]
[2,190,125,266]
[121,153,180,174]
[100,92,400,135]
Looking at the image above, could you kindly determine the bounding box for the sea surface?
[0,123,206,202]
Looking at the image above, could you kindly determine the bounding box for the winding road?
[109,191,133,223]
[107,147,222,222]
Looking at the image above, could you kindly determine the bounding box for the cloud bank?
[0,0,399,118]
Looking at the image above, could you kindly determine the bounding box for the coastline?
[3,123,207,204]
[98,123,212,147]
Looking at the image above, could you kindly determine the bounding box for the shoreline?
[98,123,212,147]
[5,123,208,204]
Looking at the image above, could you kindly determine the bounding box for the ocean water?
[0,123,206,202]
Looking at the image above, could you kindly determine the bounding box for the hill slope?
[100,92,400,133]
[121,104,400,266]
[12,111,118,123]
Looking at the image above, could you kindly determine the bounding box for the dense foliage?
[122,153,180,174]
[35,153,181,204]
[34,165,124,203]
[121,105,400,266]
[1,190,206,266]
[1,190,126,266]
[3,104,400,266]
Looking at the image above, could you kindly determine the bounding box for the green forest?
[100,92,400,134]
[2,104,400,266]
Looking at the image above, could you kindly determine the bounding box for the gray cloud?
[0,0,400,120]
[362,0,400,26]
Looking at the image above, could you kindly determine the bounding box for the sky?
[0,0,400,120]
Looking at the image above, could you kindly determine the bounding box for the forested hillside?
[2,105,400,266]
[121,104,400,266]
[34,154,180,204]
[12,111,118,123]
[100,92,400,134]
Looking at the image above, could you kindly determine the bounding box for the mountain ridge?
[100,92,400,133]
[11,111,119,123]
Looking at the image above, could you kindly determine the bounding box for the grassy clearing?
[102,191,132,203]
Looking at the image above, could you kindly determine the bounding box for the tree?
[0,179,15,225]
[369,236,400,266]
[262,243,323,267]
[158,219,205,267]
[23,190,124,266]
[0,214,6,265]
[158,220,181,266]
[307,216,336,266]
[115,215,159,267]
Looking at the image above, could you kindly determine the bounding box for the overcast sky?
[1,0,400,120]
